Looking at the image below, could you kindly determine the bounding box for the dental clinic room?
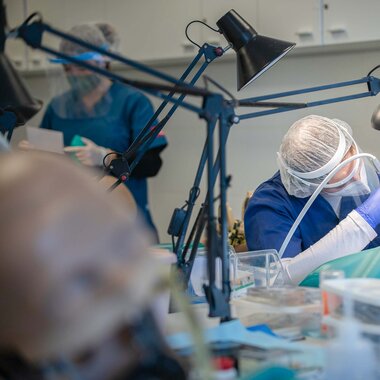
[2,0,380,379]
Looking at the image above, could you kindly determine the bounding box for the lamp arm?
[174,124,219,267]
[125,48,206,156]
[122,45,221,171]
[179,121,231,273]
[238,76,380,120]
[16,17,185,86]
[238,77,378,103]
[14,20,211,102]
[105,50,209,183]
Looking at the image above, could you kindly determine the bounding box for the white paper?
[26,126,64,154]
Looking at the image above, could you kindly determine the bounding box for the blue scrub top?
[244,171,380,258]
[40,82,168,232]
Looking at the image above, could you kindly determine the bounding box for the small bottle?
[319,269,345,336]
[213,357,238,380]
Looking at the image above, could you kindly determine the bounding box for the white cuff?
[349,210,377,241]
[282,211,378,285]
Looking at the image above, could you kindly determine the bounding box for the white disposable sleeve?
[282,210,377,285]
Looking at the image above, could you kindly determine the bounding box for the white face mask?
[323,165,371,197]
[326,179,371,197]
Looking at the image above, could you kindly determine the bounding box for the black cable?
[171,234,175,253]
[102,150,121,168]
[9,12,42,36]
[21,12,42,26]
[237,100,307,108]
[188,186,201,203]
[203,75,236,101]
[107,178,123,192]
[367,64,380,77]
[185,20,220,49]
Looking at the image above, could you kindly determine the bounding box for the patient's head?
[0,152,154,361]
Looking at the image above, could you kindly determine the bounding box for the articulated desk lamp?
[11,9,296,320]
[0,0,42,141]
[11,10,380,321]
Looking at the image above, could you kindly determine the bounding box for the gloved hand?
[64,137,108,166]
[356,187,380,228]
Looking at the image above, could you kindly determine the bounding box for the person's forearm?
[282,210,377,285]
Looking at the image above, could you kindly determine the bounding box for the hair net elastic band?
[287,156,360,190]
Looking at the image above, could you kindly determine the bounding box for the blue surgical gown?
[40,82,168,233]
[244,171,380,258]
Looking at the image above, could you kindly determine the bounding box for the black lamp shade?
[217,9,295,91]
[371,105,380,130]
[0,53,42,124]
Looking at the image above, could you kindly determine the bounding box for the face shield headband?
[278,121,360,190]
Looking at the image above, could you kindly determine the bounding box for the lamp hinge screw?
[231,116,239,124]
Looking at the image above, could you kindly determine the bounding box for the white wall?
[20,45,380,242]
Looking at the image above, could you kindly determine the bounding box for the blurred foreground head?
[0,152,155,361]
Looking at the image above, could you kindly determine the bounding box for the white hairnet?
[278,115,356,198]
[0,153,157,360]
[95,22,120,52]
[59,24,107,56]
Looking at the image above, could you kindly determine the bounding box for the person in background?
[21,23,167,242]
[94,22,120,54]
[245,115,380,284]
[0,152,185,380]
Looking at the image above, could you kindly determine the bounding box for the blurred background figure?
[20,23,167,242]
[0,152,185,380]
[94,22,120,54]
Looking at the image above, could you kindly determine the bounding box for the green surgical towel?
[300,246,380,287]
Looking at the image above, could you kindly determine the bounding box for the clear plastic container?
[189,246,255,297]
[189,249,288,299]
[321,278,380,325]
[246,286,321,307]
[236,249,286,288]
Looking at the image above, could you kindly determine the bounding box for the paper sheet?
[26,126,64,154]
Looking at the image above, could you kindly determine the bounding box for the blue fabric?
[339,194,369,220]
[49,51,107,64]
[246,324,277,337]
[244,171,380,259]
[40,82,167,233]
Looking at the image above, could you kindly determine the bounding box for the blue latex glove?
[356,187,380,228]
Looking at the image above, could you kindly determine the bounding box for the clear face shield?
[47,51,113,119]
[279,123,380,203]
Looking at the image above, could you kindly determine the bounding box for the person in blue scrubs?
[40,24,167,241]
[244,115,380,283]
